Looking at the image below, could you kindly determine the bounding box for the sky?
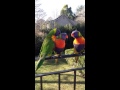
[37,0,85,20]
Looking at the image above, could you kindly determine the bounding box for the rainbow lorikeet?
[35,28,61,71]
[71,30,85,63]
[52,33,68,64]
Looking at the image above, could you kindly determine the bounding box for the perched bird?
[71,30,85,63]
[52,33,68,64]
[35,28,61,71]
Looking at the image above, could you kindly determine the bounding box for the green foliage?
[35,24,85,56]
[35,35,43,56]
[73,23,85,37]
[35,28,52,55]
[60,4,76,20]
[39,28,51,34]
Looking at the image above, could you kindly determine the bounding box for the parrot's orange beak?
[71,33,74,37]
[66,35,68,39]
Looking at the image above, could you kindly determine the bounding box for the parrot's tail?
[35,55,45,71]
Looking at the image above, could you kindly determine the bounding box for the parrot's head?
[56,33,68,40]
[54,28,61,36]
[61,33,68,40]
[71,30,82,38]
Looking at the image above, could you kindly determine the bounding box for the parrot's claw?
[59,55,62,58]
[78,73,85,78]
[51,56,56,58]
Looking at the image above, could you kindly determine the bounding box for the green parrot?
[35,28,61,71]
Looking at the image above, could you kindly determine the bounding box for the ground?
[35,48,85,90]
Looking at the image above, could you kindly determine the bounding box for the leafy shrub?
[35,35,43,56]
[35,24,85,56]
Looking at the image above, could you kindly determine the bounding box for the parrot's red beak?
[71,33,74,37]
[66,35,68,39]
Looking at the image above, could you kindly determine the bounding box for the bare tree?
[46,17,53,21]
[52,9,59,19]
[35,0,47,32]
[35,0,46,21]
[36,19,45,30]
[76,5,85,16]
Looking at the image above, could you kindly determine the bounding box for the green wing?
[39,28,56,56]
[35,29,56,71]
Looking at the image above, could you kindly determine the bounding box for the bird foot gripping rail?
[35,52,85,61]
